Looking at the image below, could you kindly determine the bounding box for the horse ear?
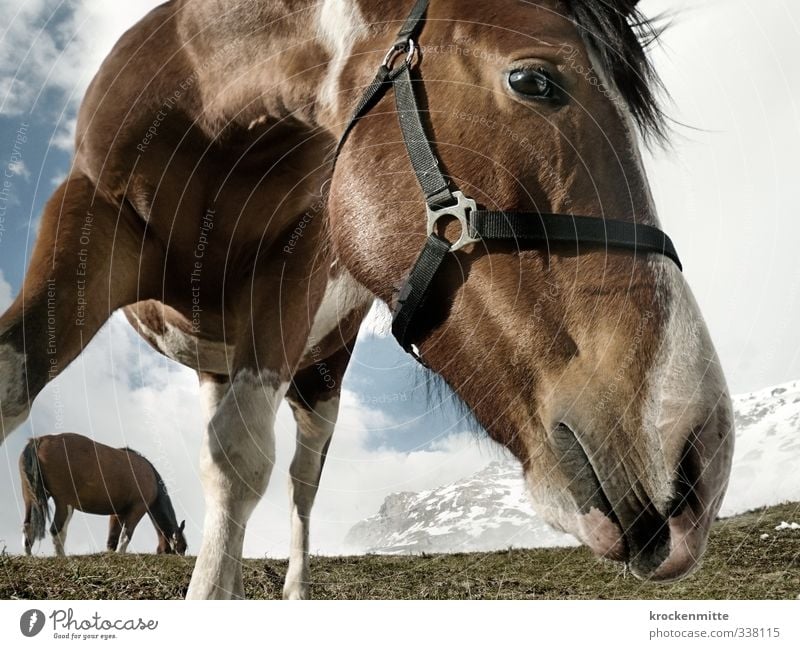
[179,520,185,532]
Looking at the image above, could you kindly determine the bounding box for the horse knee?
[200,371,285,507]
[287,396,339,511]
[290,395,339,445]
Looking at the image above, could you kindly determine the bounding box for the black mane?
[567,0,668,143]
[122,447,179,536]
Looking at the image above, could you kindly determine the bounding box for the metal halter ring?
[426,191,481,251]
[382,39,418,70]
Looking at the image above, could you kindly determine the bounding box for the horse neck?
[148,480,178,537]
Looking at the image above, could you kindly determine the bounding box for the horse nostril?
[625,430,711,580]
[624,505,672,579]
[667,429,703,518]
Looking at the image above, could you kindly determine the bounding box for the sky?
[0,0,798,557]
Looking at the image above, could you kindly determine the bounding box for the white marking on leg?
[283,397,339,600]
[52,506,73,557]
[117,524,131,554]
[317,0,368,114]
[0,344,28,440]
[199,376,230,427]
[187,370,288,600]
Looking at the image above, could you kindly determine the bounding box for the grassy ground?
[2,502,798,600]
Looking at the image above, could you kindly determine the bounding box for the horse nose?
[555,421,711,580]
[623,436,712,581]
[592,486,703,582]
[628,430,714,581]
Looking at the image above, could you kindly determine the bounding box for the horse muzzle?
[550,397,734,582]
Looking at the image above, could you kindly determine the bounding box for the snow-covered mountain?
[345,379,800,554]
[345,461,577,554]
[719,379,800,516]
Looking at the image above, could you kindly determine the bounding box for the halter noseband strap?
[333,0,682,358]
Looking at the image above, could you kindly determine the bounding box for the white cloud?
[0,270,12,311]
[0,0,163,131]
[0,0,62,115]
[6,159,29,180]
[51,117,77,153]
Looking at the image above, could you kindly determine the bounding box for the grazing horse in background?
[0,0,734,598]
[19,433,187,556]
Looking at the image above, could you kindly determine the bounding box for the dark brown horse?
[19,433,187,556]
[0,0,734,598]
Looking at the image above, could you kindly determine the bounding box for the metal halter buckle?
[426,191,480,251]
[382,39,418,70]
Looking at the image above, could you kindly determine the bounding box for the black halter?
[333,0,681,359]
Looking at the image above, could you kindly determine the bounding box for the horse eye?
[508,69,555,99]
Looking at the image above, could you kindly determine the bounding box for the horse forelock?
[565,0,669,143]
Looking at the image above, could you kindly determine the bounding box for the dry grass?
[2,501,798,600]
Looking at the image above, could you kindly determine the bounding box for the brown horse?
[0,0,733,598]
[19,433,187,556]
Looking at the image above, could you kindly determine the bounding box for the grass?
[1,501,798,600]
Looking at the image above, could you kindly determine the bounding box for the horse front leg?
[117,507,147,553]
[186,262,324,600]
[283,343,353,600]
[186,368,286,599]
[0,173,161,440]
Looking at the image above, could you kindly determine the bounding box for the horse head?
[158,520,187,556]
[326,0,734,580]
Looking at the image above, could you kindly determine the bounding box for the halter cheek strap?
[333,0,682,358]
